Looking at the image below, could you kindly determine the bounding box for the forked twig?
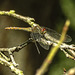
[0,38,32,75]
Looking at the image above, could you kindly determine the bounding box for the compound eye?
[41,28,46,32]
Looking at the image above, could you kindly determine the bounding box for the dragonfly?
[5,26,72,53]
[30,26,72,51]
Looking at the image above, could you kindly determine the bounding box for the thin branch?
[0,52,10,61]
[0,10,38,27]
[64,68,75,75]
[0,38,33,52]
[0,57,24,75]
[0,38,33,74]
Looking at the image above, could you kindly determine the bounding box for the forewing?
[42,27,72,42]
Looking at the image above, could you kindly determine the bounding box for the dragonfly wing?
[30,33,41,41]
[39,42,49,50]
[42,27,72,42]
[30,33,49,50]
[64,35,72,42]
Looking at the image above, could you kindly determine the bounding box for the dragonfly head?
[32,26,46,35]
[41,28,46,34]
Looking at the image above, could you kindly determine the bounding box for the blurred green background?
[0,0,75,75]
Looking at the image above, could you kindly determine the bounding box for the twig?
[0,10,38,27]
[64,68,75,75]
[0,57,24,75]
[0,38,33,52]
[0,38,33,74]
[0,52,10,61]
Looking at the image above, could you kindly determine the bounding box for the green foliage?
[60,0,75,30]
